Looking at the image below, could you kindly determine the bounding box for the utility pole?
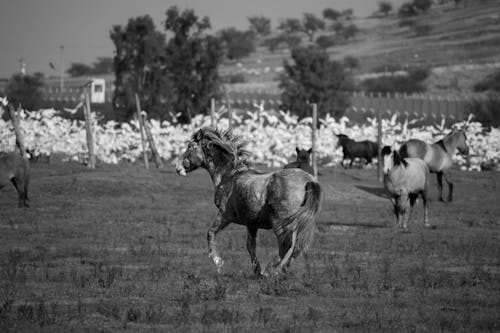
[19,57,26,75]
[59,45,64,92]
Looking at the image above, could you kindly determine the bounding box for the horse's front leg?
[207,213,231,273]
[246,227,262,275]
[437,172,446,202]
[443,171,454,202]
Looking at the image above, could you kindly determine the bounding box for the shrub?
[315,35,336,49]
[474,69,500,93]
[467,94,500,128]
[5,73,45,110]
[343,56,360,70]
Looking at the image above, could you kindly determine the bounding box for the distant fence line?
[42,88,487,124]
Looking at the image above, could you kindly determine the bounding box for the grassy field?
[1,160,499,332]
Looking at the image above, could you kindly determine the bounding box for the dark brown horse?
[399,129,468,202]
[176,128,321,276]
[283,147,314,175]
[336,134,378,168]
[0,152,30,207]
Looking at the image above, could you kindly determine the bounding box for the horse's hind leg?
[10,178,26,208]
[421,190,430,227]
[246,227,262,275]
[275,230,297,274]
[437,172,444,202]
[443,171,454,202]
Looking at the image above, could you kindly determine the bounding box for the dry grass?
[0,160,499,332]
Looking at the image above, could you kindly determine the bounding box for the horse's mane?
[194,127,253,171]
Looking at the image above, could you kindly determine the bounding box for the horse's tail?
[275,181,321,258]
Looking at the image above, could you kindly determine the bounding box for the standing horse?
[336,134,378,168]
[399,129,468,202]
[382,146,429,230]
[283,147,314,175]
[176,128,321,276]
[0,152,30,207]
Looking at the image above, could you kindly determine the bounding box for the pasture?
[1,160,499,332]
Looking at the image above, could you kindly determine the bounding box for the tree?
[91,57,113,74]
[164,6,223,123]
[248,16,271,37]
[322,8,341,21]
[302,13,325,41]
[398,2,418,17]
[413,0,433,12]
[279,46,353,120]
[341,9,354,20]
[218,28,255,60]
[315,35,336,49]
[67,63,92,77]
[110,15,169,121]
[379,1,393,16]
[343,55,360,70]
[342,24,359,40]
[278,18,302,34]
[6,72,45,110]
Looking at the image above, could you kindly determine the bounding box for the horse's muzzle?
[175,159,187,176]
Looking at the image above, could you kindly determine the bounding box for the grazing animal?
[399,130,468,202]
[336,134,378,168]
[175,127,321,276]
[0,152,30,207]
[284,147,314,175]
[382,146,429,230]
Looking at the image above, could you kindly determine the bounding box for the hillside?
[225,0,500,94]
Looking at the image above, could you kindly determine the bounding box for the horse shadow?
[355,185,391,199]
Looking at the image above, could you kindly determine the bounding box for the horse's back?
[386,157,428,195]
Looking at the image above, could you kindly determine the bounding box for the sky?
[0,0,407,79]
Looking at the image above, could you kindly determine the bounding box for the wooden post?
[141,112,164,169]
[311,103,318,179]
[84,91,96,168]
[377,93,383,181]
[7,104,26,157]
[210,97,215,128]
[135,93,149,170]
[226,89,232,131]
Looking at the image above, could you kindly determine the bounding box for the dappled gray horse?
[399,129,468,202]
[0,152,30,207]
[176,128,321,276]
[382,146,429,230]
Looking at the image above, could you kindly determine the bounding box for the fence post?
[135,93,149,170]
[377,92,382,181]
[210,97,215,128]
[84,91,96,168]
[141,112,164,169]
[226,89,232,131]
[311,103,318,179]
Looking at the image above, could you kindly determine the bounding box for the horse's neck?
[206,163,233,188]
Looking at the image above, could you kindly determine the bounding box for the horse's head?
[296,147,312,164]
[381,146,393,174]
[176,127,250,177]
[456,130,469,156]
[336,134,349,147]
[175,134,205,176]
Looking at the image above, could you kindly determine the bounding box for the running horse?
[336,134,378,169]
[399,129,468,202]
[176,128,321,276]
[0,152,30,207]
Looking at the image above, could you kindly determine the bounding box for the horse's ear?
[296,147,300,154]
[307,148,312,154]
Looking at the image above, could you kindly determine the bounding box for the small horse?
[283,147,314,175]
[176,127,321,276]
[382,146,429,230]
[336,134,378,168]
[399,129,468,202]
[0,152,30,207]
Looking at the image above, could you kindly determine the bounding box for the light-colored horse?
[382,146,430,230]
[175,127,321,276]
[399,130,468,202]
